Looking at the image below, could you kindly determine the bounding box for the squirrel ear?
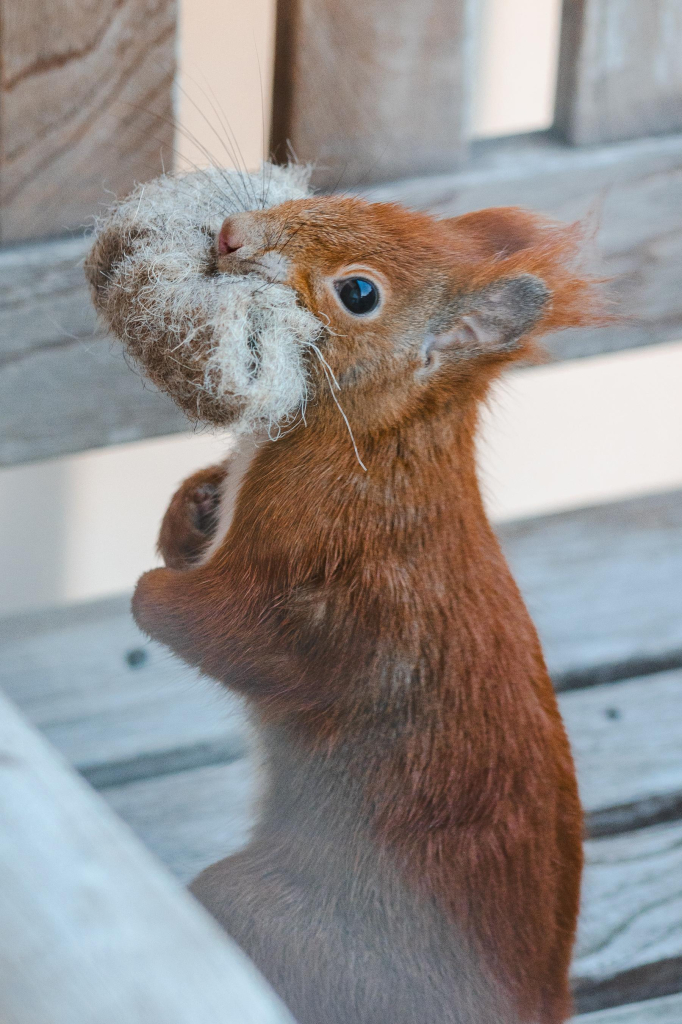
[423,274,550,367]
[440,207,551,260]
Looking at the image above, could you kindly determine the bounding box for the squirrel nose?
[217,217,244,255]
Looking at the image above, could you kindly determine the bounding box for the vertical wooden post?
[0,0,177,242]
[270,0,476,189]
[555,0,682,145]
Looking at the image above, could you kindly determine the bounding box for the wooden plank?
[0,689,295,1024]
[555,0,682,146]
[270,0,475,188]
[0,595,249,787]
[101,763,682,1011]
[0,0,176,242]
[369,130,682,362]
[574,820,682,1012]
[104,760,257,884]
[575,992,682,1023]
[561,670,682,837]
[498,489,682,686]
[0,237,185,466]
[0,236,94,359]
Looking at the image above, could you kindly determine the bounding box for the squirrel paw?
[157,465,226,570]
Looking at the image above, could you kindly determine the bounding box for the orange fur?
[133,198,603,1024]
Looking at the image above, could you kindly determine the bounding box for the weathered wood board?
[0,595,248,788]
[271,0,474,188]
[0,237,185,466]
[0,0,176,242]
[104,759,257,883]
[575,992,682,1023]
[370,131,682,362]
[574,821,682,1012]
[562,668,682,837]
[0,689,294,1024]
[555,0,682,146]
[500,489,682,686]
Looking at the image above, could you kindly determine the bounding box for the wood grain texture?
[574,992,682,1022]
[0,689,295,1024]
[0,0,177,242]
[0,236,186,466]
[555,0,682,146]
[561,669,682,837]
[369,131,682,362]
[499,489,682,685]
[0,595,249,786]
[270,0,475,188]
[574,821,682,1012]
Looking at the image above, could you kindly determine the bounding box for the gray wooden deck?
[1,486,680,1020]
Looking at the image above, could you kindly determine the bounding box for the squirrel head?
[86,164,602,445]
[215,195,601,433]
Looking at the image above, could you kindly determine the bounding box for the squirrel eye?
[335,277,380,316]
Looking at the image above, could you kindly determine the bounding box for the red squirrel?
[128,194,601,1023]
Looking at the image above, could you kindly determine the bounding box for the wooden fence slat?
[499,488,682,686]
[0,237,185,466]
[575,992,682,1023]
[0,0,176,242]
[0,595,249,787]
[555,0,682,146]
[270,0,475,188]
[0,688,295,1024]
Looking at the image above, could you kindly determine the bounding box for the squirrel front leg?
[134,459,247,677]
[132,558,255,684]
[134,458,314,704]
[132,555,307,708]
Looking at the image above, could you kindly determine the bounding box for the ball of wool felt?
[84,163,323,433]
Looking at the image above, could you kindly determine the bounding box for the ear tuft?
[425,274,550,364]
[440,207,610,346]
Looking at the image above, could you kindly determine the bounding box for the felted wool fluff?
[85,163,323,432]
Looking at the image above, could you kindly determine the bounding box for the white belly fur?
[199,433,261,564]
